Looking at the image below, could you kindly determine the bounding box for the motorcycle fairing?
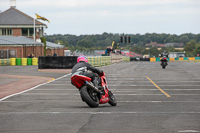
[99,75,109,104]
[71,75,92,89]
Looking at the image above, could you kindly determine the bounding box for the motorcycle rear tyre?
[162,62,166,69]
[162,65,166,69]
[108,91,117,106]
[80,86,99,108]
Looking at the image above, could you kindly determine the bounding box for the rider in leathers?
[160,51,168,65]
[71,55,103,89]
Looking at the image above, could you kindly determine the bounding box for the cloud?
[0,0,199,35]
[10,0,200,8]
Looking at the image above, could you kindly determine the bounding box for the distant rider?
[161,51,168,58]
[160,51,168,65]
[71,55,103,89]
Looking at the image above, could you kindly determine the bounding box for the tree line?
[45,32,200,57]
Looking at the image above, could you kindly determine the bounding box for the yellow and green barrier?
[0,59,10,66]
[16,58,21,65]
[87,56,111,67]
[150,58,156,62]
[21,58,27,66]
[10,58,16,66]
[27,58,32,65]
[0,58,38,66]
[150,57,200,62]
[122,56,130,62]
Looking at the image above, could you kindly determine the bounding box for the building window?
[22,28,28,36]
[21,28,34,36]
[29,28,34,36]
[0,29,12,36]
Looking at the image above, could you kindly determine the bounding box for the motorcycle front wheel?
[80,85,99,108]
[108,91,117,106]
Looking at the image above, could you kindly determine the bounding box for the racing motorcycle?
[71,72,117,108]
[161,57,168,69]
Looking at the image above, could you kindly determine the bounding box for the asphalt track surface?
[0,61,200,133]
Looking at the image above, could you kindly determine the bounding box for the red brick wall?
[22,46,44,58]
[0,46,64,58]
[13,28,21,36]
[46,48,64,56]
[0,46,44,58]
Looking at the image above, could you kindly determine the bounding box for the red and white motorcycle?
[71,72,117,108]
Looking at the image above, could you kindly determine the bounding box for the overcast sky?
[0,0,200,35]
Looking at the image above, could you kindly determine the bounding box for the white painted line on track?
[44,84,200,87]
[34,89,75,90]
[1,111,200,115]
[21,93,80,95]
[18,93,200,96]
[178,130,199,133]
[118,101,200,103]
[2,100,200,103]
[109,85,137,86]
[116,89,200,92]
[0,74,71,102]
[158,85,200,86]
[115,94,200,96]
[109,80,200,83]
[43,84,69,85]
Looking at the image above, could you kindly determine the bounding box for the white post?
[33,18,35,41]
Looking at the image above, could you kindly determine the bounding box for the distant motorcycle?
[71,72,117,108]
[161,57,168,69]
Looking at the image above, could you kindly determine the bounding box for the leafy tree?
[184,40,196,56]
[179,35,189,44]
[195,34,200,43]
[40,37,47,56]
[148,47,160,57]
[45,33,200,55]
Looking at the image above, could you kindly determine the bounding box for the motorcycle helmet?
[77,55,88,63]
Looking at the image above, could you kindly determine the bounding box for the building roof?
[0,36,64,48]
[0,36,43,45]
[165,43,184,47]
[0,8,45,26]
[46,41,65,48]
[145,41,165,47]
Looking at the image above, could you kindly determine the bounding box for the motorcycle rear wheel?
[162,65,166,69]
[162,62,166,69]
[108,91,117,106]
[80,86,99,108]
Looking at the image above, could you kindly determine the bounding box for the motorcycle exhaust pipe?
[85,81,100,93]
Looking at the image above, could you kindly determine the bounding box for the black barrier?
[130,57,150,61]
[38,56,78,69]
